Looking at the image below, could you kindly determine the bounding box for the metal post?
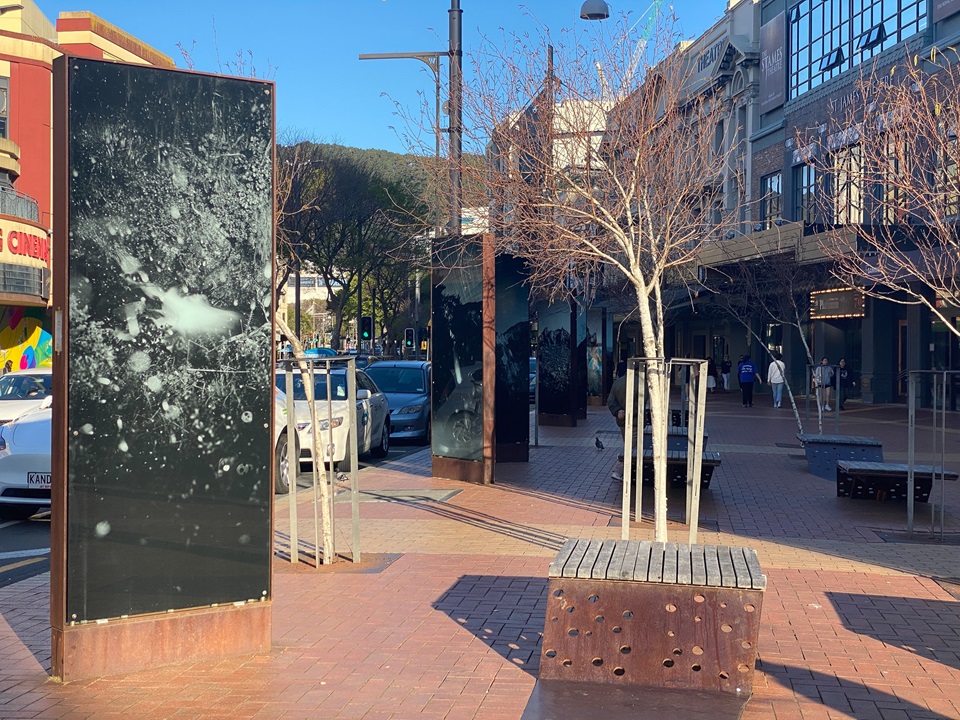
[907,372,916,535]
[285,364,298,563]
[448,0,463,235]
[688,359,707,545]
[940,372,947,539]
[294,250,301,339]
[622,359,637,539]
[347,358,361,562]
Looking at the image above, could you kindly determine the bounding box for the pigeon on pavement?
[595,436,604,450]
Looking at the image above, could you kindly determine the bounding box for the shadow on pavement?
[765,663,957,719]
[826,591,960,673]
[432,574,546,676]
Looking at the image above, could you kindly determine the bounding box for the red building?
[0,2,171,369]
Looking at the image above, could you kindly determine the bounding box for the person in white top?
[767,352,786,408]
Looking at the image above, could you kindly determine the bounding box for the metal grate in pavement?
[873,529,960,545]
[334,489,462,503]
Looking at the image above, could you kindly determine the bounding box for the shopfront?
[0,216,52,369]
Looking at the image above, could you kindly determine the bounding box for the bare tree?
[805,48,960,339]
[461,17,741,509]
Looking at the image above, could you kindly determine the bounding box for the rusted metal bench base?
[836,461,959,502]
[540,539,765,698]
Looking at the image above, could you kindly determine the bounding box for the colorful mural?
[0,306,53,369]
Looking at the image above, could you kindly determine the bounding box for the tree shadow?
[825,591,960,673]
[765,663,957,719]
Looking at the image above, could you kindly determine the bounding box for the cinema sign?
[0,216,51,269]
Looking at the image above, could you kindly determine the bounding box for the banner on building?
[760,13,786,114]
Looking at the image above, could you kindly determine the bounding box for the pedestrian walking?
[767,352,786,408]
[720,355,732,391]
[737,354,763,407]
[813,357,834,411]
[706,357,717,393]
[607,361,628,481]
[833,358,856,410]
[0,360,10,376]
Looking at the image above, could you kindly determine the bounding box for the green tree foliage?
[277,142,430,349]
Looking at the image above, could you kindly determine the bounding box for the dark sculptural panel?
[64,59,274,621]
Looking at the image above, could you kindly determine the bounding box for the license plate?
[27,472,50,489]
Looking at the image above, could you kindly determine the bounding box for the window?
[760,173,782,227]
[789,0,927,100]
[794,164,819,223]
[880,137,908,224]
[936,137,960,218]
[833,145,864,224]
[0,78,7,140]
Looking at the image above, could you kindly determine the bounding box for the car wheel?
[274,431,292,494]
[0,504,39,521]
[371,420,390,458]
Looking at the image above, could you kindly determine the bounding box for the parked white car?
[0,396,52,519]
[275,367,390,470]
[274,388,299,495]
[0,390,299,517]
[0,368,52,424]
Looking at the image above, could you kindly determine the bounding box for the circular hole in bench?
[719,671,730,679]
[744,603,755,612]
[620,645,631,655]
[588,595,600,603]
[692,664,702,672]
[623,611,634,619]
[692,646,704,656]
[613,667,625,676]
[694,594,705,603]
[595,615,605,623]
[592,658,603,667]
[663,659,675,668]
[665,603,677,613]
[569,629,579,637]
[720,624,733,633]
[545,649,557,658]
[612,626,622,634]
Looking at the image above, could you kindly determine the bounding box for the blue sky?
[35,0,725,154]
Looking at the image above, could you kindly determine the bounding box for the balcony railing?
[0,186,39,223]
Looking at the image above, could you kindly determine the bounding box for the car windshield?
[0,373,51,400]
[366,367,425,394]
[276,374,347,401]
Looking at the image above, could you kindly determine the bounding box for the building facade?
[0,2,171,369]
[691,0,960,404]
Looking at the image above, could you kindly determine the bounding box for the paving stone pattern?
[2,393,960,718]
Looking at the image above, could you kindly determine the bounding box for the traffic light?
[360,316,373,341]
[404,327,415,348]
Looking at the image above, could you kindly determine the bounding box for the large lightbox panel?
[59,58,274,622]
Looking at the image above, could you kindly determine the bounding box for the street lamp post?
[358,50,443,236]
[360,0,463,236]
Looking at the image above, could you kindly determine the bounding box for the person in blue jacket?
[738,354,763,408]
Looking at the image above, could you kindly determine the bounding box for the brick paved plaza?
[2,391,960,719]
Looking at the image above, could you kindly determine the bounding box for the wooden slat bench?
[540,538,765,696]
[836,461,959,502]
[797,433,883,479]
[619,449,721,488]
[642,425,709,451]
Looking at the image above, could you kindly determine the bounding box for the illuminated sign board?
[810,289,866,319]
